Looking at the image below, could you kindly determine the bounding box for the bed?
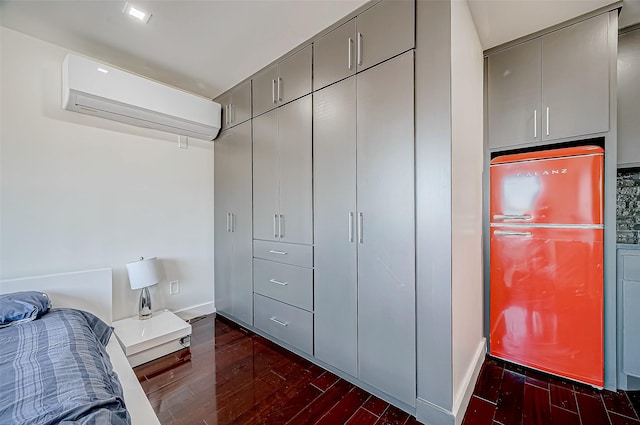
[0,268,160,425]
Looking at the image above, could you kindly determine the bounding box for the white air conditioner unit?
[62,54,221,141]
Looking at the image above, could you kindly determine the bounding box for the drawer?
[254,294,313,355]
[623,254,640,281]
[623,280,640,377]
[253,240,313,268]
[254,259,313,311]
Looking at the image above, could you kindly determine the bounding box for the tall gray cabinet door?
[278,45,312,105]
[253,109,279,242]
[313,77,358,377]
[355,0,414,73]
[313,19,356,91]
[617,29,640,166]
[214,130,234,315]
[252,64,278,117]
[278,95,312,245]
[542,13,609,140]
[487,39,542,149]
[229,121,254,324]
[229,80,252,127]
[356,51,416,406]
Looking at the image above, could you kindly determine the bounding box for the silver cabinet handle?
[348,38,353,70]
[273,214,278,238]
[230,213,235,233]
[546,106,550,136]
[229,103,233,125]
[493,214,532,221]
[494,230,532,237]
[357,32,363,66]
[534,109,537,139]
[358,212,363,244]
[270,317,288,327]
[349,212,354,242]
[272,79,277,104]
[269,279,288,286]
[279,214,284,238]
[226,212,231,232]
[268,250,288,255]
[277,77,282,102]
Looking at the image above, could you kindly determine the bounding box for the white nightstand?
[112,310,192,367]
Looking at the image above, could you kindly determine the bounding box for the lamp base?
[138,286,153,320]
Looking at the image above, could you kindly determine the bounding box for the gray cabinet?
[217,79,251,131]
[214,121,253,325]
[619,250,640,378]
[488,13,610,149]
[253,95,312,245]
[313,0,414,91]
[252,45,312,117]
[313,51,415,406]
[618,29,640,166]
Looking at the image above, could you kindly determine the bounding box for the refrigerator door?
[489,226,604,387]
[490,146,603,225]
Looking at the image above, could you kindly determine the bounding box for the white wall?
[0,27,215,321]
[451,0,486,420]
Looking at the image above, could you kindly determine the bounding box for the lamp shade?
[126,257,161,290]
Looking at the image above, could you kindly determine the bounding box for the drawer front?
[623,254,640,281]
[254,259,313,311]
[253,240,313,267]
[624,280,640,377]
[254,294,313,355]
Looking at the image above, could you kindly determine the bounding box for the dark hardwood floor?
[134,313,640,425]
[134,314,420,425]
[464,356,640,425]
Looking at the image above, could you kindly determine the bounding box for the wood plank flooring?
[134,314,420,425]
[464,356,640,425]
[134,313,640,425]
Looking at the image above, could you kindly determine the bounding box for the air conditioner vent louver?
[62,54,221,140]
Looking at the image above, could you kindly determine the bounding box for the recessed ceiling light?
[97,67,109,74]
[122,2,151,24]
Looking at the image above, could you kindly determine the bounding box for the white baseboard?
[453,338,487,425]
[173,302,216,320]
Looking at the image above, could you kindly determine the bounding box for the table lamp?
[126,257,160,320]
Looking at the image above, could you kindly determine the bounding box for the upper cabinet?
[618,28,640,167]
[313,0,414,91]
[216,79,251,131]
[252,45,312,117]
[488,13,610,150]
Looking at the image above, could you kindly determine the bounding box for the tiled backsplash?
[617,169,640,244]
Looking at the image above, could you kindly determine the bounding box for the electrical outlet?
[170,280,180,295]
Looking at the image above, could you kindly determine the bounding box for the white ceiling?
[1,0,639,100]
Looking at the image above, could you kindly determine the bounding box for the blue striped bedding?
[0,308,131,424]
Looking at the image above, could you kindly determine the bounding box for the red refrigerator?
[489,145,604,387]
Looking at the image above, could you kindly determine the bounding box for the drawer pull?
[268,250,288,255]
[270,317,288,327]
[269,279,288,286]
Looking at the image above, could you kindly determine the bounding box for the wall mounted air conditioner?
[62,54,221,140]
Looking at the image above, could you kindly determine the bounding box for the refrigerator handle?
[494,230,532,237]
[492,214,532,221]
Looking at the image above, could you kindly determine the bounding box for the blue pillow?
[0,291,51,328]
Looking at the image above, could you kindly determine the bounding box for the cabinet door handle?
[277,77,283,102]
[357,32,363,66]
[358,212,363,244]
[229,103,233,124]
[270,317,288,327]
[494,230,532,237]
[348,38,353,70]
[533,109,537,139]
[279,214,284,238]
[230,213,235,232]
[268,250,288,255]
[546,106,550,136]
[349,212,354,242]
[226,212,231,232]
[273,214,279,238]
[269,279,288,286]
[272,79,277,104]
